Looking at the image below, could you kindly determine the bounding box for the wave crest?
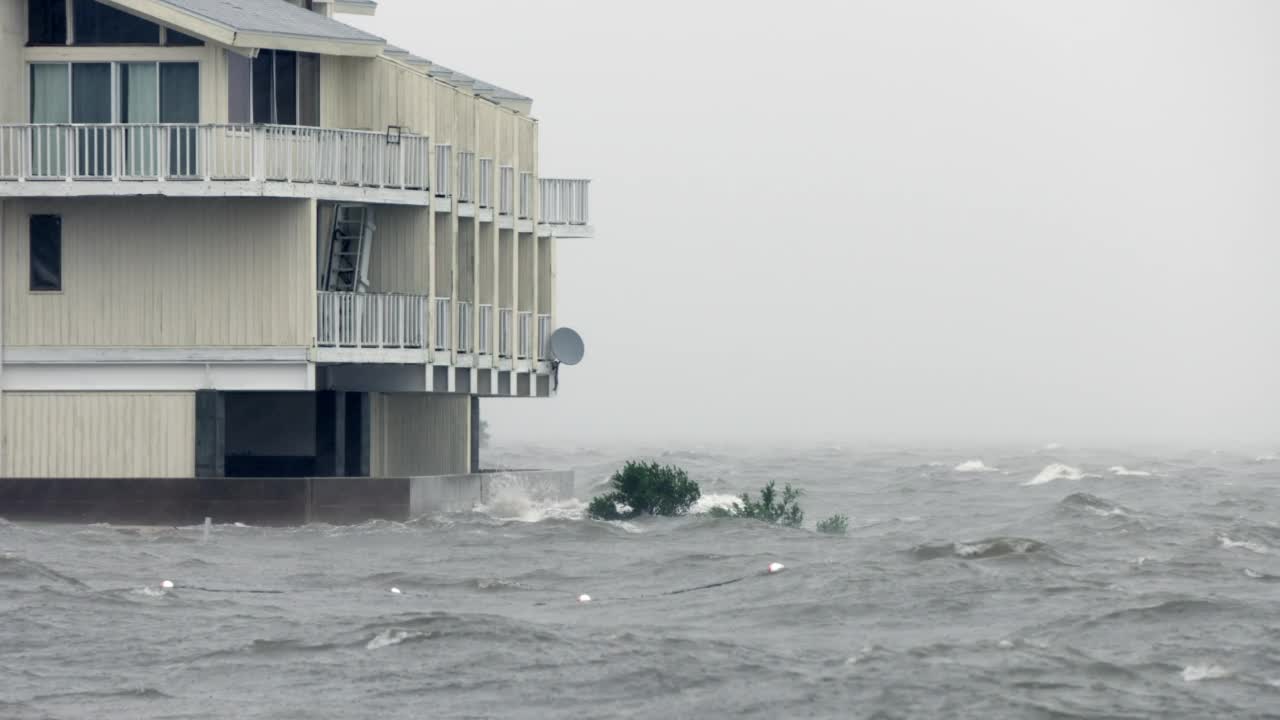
[911,537,1053,561]
[954,460,998,473]
[1024,463,1090,486]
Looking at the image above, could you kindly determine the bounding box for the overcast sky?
[349,1,1280,448]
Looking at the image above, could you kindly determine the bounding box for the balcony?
[317,292,429,360]
[538,178,593,238]
[0,124,432,206]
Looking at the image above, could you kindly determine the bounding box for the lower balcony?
[0,124,431,206]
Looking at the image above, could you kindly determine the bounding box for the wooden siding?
[3,198,313,347]
[366,205,430,295]
[0,0,23,123]
[538,237,552,308]
[1,391,195,478]
[368,393,469,477]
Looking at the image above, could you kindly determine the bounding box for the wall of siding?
[365,205,430,295]
[1,391,195,477]
[0,0,23,123]
[3,197,313,347]
[368,393,469,476]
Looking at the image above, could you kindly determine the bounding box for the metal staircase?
[322,204,375,292]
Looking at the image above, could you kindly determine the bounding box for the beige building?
[0,0,591,479]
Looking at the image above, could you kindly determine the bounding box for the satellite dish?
[548,327,585,365]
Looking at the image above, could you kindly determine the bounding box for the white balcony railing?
[457,301,473,353]
[498,307,513,358]
[498,166,514,216]
[0,124,430,190]
[478,158,493,208]
[434,144,452,198]
[457,151,475,203]
[517,311,533,359]
[434,297,451,351]
[537,313,552,358]
[519,171,534,219]
[539,178,590,225]
[477,304,493,355]
[317,292,428,349]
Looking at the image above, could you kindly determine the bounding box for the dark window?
[30,215,62,292]
[227,51,251,124]
[70,63,111,122]
[164,28,203,46]
[28,0,67,45]
[251,51,274,123]
[159,62,198,123]
[274,50,296,125]
[298,53,320,127]
[73,0,159,45]
[249,50,301,125]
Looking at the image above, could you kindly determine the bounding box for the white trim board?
[5,347,310,364]
[0,362,315,391]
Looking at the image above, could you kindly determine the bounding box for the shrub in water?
[710,481,805,528]
[816,514,849,535]
[587,461,701,520]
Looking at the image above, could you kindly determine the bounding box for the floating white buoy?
[161,580,174,589]
[767,562,785,574]
[577,594,592,603]
[390,587,402,595]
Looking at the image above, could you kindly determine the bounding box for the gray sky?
[350,1,1280,448]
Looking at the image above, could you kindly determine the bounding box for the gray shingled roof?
[156,0,383,44]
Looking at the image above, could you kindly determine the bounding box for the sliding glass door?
[29,63,69,176]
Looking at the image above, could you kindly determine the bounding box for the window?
[73,0,159,45]
[164,28,203,47]
[30,215,62,292]
[27,0,67,45]
[240,50,318,126]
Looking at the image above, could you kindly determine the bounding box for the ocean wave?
[1182,664,1230,682]
[0,553,88,588]
[1217,535,1269,554]
[1109,466,1153,477]
[1024,463,1092,486]
[954,460,998,473]
[692,493,742,514]
[366,629,426,651]
[910,537,1053,561]
[475,487,586,523]
[1059,492,1134,518]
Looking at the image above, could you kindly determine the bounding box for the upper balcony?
[0,124,432,206]
[538,178,593,239]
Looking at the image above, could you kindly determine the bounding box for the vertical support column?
[344,391,371,477]
[195,390,226,478]
[315,391,346,478]
[470,395,480,473]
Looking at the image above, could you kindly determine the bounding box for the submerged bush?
[587,461,701,520]
[816,514,849,535]
[710,481,805,528]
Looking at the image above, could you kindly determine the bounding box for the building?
[0,0,592,483]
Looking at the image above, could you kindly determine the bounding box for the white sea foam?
[1109,466,1153,477]
[1042,443,1063,451]
[1218,535,1269,555]
[692,493,742,515]
[1023,463,1090,486]
[954,460,997,473]
[475,486,587,523]
[1254,455,1278,463]
[1244,568,1264,579]
[366,629,421,651]
[1181,664,1229,682]
[135,586,167,598]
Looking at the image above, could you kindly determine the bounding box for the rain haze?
[356,1,1280,448]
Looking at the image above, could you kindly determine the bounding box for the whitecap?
[1218,535,1269,555]
[1042,443,1063,451]
[954,460,998,473]
[1181,664,1229,682]
[692,493,742,515]
[134,586,167,598]
[1109,466,1153,477]
[366,629,422,651]
[475,486,587,523]
[1023,463,1090,486]
[1254,455,1278,463]
[1244,568,1264,579]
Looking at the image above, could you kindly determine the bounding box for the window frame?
[27,0,205,47]
[239,49,317,127]
[29,214,63,293]
[30,60,200,125]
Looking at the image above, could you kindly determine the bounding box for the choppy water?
[3,445,1280,719]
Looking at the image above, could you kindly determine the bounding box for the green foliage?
[816,514,849,535]
[714,481,805,528]
[587,461,701,520]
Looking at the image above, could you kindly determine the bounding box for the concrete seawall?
[0,471,574,526]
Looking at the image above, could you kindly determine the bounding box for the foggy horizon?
[351,1,1280,449]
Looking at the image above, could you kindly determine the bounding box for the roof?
[103,0,386,56]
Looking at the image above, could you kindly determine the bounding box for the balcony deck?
[0,124,432,206]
